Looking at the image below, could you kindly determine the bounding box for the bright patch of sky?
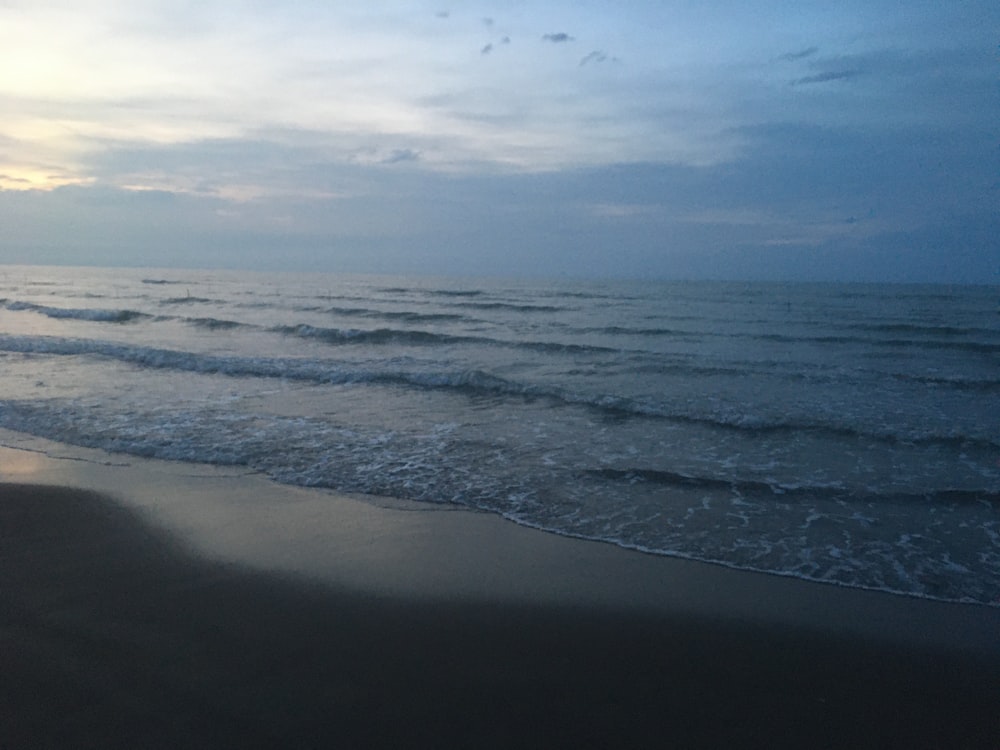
[0,1,997,281]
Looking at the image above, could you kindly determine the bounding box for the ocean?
[1,265,997,606]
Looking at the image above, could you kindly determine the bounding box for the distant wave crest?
[4,300,149,323]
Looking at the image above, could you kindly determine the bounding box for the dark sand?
[2,482,999,749]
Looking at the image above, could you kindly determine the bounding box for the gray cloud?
[481,43,492,55]
[380,148,420,164]
[435,10,449,19]
[580,50,616,66]
[779,47,818,61]
[791,70,860,85]
[542,33,574,43]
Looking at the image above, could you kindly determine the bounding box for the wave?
[4,300,249,331]
[576,325,697,338]
[383,288,484,298]
[273,324,619,354]
[2,334,994,453]
[549,323,1000,354]
[141,278,185,285]
[536,289,620,301]
[755,332,1000,354]
[887,372,1000,391]
[847,322,999,338]
[275,324,477,347]
[585,468,1000,505]
[546,390,1000,452]
[379,311,467,323]
[426,289,482,297]
[870,337,1000,355]
[0,333,533,391]
[323,305,395,317]
[186,316,249,331]
[377,288,560,305]
[234,301,281,310]
[323,306,466,323]
[453,302,564,313]
[623,406,999,452]
[632,357,1000,392]
[160,296,216,305]
[3,300,149,323]
[0,333,613,408]
[585,467,810,496]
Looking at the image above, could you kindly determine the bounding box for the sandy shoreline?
[2,433,999,747]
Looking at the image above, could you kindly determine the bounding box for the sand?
[1,434,999,748]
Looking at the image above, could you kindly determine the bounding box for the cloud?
[482,17,493,27]
[590,202,655,218]
[380,148,420,164]
[790,70,861,85]
[542,33,574,43]
[481,43,492,55]
[0,171,49,190]
[580,50,615,66]
[779,47,818,61]
[435,10,449,19]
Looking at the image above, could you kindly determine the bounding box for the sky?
[0,1,997,282]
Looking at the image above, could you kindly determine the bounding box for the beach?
[2,436,998,748]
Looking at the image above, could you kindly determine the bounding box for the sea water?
[1,265,997,605]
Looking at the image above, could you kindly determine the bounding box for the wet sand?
[2,476,999,749]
